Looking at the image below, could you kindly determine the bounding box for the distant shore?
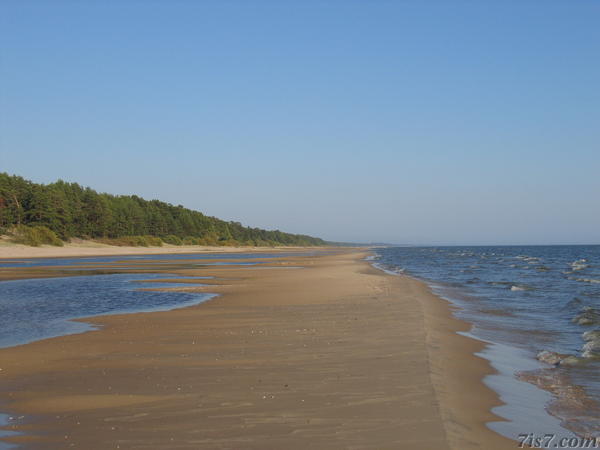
[0,250,513,448]
[0,240,332,259]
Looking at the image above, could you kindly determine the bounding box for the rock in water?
[537,350,567,366]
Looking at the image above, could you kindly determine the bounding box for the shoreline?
[409,277,508,448]
[0,250,513,448]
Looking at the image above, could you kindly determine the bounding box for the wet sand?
[0,250,514,449]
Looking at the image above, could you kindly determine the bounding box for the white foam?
[372,262,404,275]
[570,259,590,271]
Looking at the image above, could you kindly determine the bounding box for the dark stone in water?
[558,356,582,366]
[537,350,568,366]
[536,350,582,366]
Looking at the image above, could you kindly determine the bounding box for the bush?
[218,239,239,247]
[13,225,64,247]
[198,233,219,246]
[162,235,183,245]
[144,235,163,247]
[95,235,163,247]
[132,236,150,247]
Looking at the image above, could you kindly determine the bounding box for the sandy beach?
[0,241,323,259]
[0,249,514,449]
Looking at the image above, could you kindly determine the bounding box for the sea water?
[374,245,600,440]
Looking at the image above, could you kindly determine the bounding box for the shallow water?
[0,414,18,449]
[0,273,214,349]
[374,245,600,439]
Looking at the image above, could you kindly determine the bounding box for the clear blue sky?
[1,1,598,245]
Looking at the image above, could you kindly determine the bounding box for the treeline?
[0,173,326,247]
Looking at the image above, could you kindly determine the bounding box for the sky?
[1,0,599,245]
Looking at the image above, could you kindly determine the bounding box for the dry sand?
[0,240,322,259]
[0,250,514,449]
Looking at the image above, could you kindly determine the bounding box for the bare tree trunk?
[11,193,22,225]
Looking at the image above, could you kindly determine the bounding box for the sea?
[373,245,600,442]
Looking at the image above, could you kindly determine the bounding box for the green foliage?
[12,225,64,247]
[95,235,164,247]
[162,235,183,246]
[0,173,327,247]
[182,237,202,245]
[144,235,164,247]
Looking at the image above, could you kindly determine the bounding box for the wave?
[583,330,600,342]
[568,276,600,284]
[548,307,600,357]
[487,281,534,291]
[572,307,600,326]
[570,259,590,272]
[582,330,600,359]
[516,255,541,263]
[510,285,534,291]
[562,297,585,311]
[372,262,404,276]
[582,341,600,359]
[449,251,476,257]
[487,281,515,287]
[577,278,600,284]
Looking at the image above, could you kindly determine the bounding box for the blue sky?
[1,1,598,245]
